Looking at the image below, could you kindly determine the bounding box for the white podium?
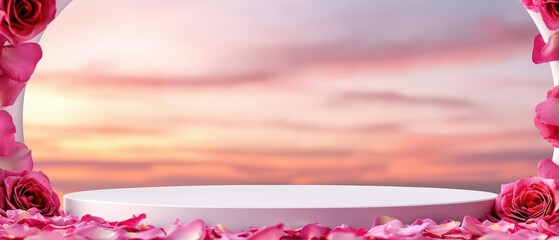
[64,185,496,230]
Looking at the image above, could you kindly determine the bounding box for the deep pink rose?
[494,176,559,224]
[535,85,559,147]
[0,0,56,46]
[522,0,559,30]
[0,170,59,216]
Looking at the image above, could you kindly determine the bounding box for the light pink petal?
[371,216,396,227]
[0,76,25,107]
[397,222,430,237]
[125,227,165,239]
[4,224,41,238]
[326,228,365,240]
[114,213,146,228]
[80,214,108,225]
[74,224,123,240]
[0,43,42,82]
[246,224,284,240]
[301,223,330,240]
[0,110,16,156]
[481,220,515,233]
[367,220,408,238]
[0,142,33,171]
[479,231,522,240]
[461,216,486,236]
[424,221,460,237]
[166,219,206,240]
[24,231,68,240]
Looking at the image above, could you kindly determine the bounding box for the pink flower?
[0,169,59,216]
[0,40,42,107]
[0,0,56,46]
[0,111,32,171]
[535,86,559,147]
[494,176,559,224]
[522,0,559,30]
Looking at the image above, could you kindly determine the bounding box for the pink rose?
[522,0,559,30]
[0,0,56,46]
[494,159,559,225]
[535,85,559,147]
[494,177,559,224]
[0,169,59,216]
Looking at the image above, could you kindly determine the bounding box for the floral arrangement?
[3,0,559,239]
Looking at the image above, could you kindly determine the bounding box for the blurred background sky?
[23,0,553,197]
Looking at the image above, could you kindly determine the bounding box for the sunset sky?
[21,0,553,197]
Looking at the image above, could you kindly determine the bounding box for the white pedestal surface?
[64,185,497,230]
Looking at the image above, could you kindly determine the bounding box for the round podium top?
[64,185,497,209]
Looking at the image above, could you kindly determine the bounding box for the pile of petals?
[3,209,559,240]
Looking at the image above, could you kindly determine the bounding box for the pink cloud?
[332,91,478,109]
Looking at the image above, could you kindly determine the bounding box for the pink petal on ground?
[424,220,461,238]
[80,214,108,225]
[114,213,146,228]
[326,228,365,240]
[301,223,331,240]
[25,231,68,240]
[0,43,42,82]
[0,76,25,107]
[371,216,396,227]
[74,224,124,240]
[246,224,284,240]
[166,219,206,240]
[0,142,33,171]
[461,216,487,236]
[125,227,165,239]
[4,224,41,238]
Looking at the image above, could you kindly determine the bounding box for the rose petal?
[538,158,559,179]
[0,142,33,171]
[0,43,42,82]
[0,110,16,155]
[534,34,547,64]
[246,224,284,240]
[0,76,25,107]
[542,8,559,31]
[326,228,366,240]
[166,219,206,240]
[521,0,543,12]
[301,223,330,240]
[533,32,559,64]
[73,224,123,240]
